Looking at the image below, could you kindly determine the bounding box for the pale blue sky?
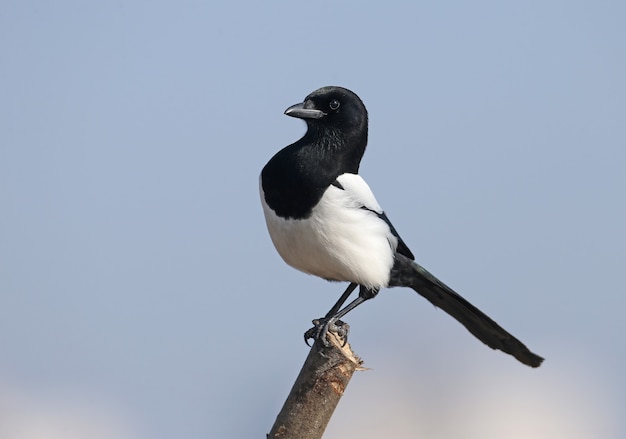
[1,2,625,438]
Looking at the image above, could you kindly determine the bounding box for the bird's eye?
[329,99,340,111]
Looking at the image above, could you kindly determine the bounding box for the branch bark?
[267,333,363,439]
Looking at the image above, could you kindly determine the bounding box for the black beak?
[284,102,326,120]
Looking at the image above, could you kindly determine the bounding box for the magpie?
[260,86,544,368]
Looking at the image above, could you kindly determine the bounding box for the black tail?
[389,253,544,368]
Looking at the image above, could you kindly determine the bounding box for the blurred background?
[1,1,624,438]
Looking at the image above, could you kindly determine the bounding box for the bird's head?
[284,86,368,140]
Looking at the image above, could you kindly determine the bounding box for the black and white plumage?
[260,86,543,368]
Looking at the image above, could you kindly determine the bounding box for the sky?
[1,1,625,438]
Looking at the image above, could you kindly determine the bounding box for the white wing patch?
[334,173,383,212]
[260,173,398,289]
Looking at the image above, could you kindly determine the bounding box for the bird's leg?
[334,286,379,320]
[305,285,379,346]
[324,282,358,319]
[305,282,357,346]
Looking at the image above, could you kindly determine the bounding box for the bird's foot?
[304,318,350,347]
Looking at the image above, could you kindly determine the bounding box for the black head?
[284,86,368,144]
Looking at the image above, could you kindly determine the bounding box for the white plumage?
[260,173,398,290]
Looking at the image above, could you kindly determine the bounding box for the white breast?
[260,173,398,289]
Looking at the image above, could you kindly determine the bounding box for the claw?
[304,320,320,346]
[304,318,350,346]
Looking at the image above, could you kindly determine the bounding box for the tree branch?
[267,333,363,439]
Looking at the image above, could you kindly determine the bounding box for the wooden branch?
[267,332,363,439]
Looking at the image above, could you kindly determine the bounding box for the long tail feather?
[389,254,544,367]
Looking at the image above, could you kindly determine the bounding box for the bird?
[259,86,544,368]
